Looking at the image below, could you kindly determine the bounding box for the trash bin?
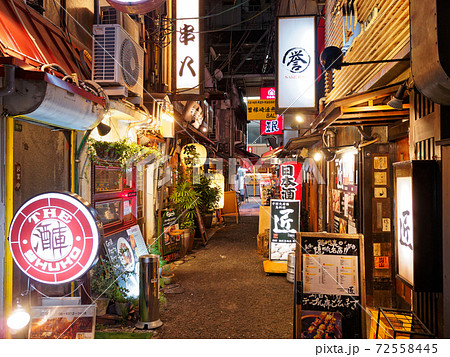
[136,254,163,329]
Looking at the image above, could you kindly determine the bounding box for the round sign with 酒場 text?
[8,192,103,284]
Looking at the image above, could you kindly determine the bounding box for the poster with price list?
[295,232,366,339]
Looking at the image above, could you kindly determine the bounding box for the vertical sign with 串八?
[270,199,300,260]
[176,0,199,93]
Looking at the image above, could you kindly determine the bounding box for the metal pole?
[136,254,163,329]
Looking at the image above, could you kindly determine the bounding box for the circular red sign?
[9,192,103,284]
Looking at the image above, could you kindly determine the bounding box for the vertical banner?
[176,0,199,93]
[279,161,302,201]
[277,16,316,111]
[270,199,300,260]
[260,115,283,136]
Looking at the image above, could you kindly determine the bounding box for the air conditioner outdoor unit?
[235,130,244,143]
[92,24,144,99]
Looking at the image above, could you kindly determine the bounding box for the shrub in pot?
[193,174,221,228]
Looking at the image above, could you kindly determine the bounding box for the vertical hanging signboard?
[279,161,302,201]
[176,0,199,94]
[295,232,366,339]
[270,199,300,260]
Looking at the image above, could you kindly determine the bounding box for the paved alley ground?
[156,215,294,339]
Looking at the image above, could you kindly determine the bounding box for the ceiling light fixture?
[387,83,408,110]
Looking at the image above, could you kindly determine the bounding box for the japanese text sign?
[277,16,316,111]
[396,176,414,286]
[8,192,102,284]
[270,199,300,261]
[176,0,199,93]
[279,161,302,201]
[260,115,283,136]
[247,99,277,120]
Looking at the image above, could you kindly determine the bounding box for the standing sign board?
[161,209,182,261]
[103,225,148,298]
[270,199,299,260]
[295,232,366,339]
[8,192,103,284]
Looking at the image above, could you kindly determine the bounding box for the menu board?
[161,209,182,262]
[270,199,300,260]
[104,225,148,298]
[29,305,96,339]
[295,232,366,339]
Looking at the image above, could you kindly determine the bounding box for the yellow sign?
[247,100,277,120]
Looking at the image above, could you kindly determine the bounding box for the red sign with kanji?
[374,256,390,269]
[279,161,302,201]
[260,115,283,136]
[9,192,102,284]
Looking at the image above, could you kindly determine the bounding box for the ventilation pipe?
[0,65,16,97]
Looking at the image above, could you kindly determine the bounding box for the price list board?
[294,232,366,339]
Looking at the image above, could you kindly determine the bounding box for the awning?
[311,83,410,131]
[0,0,90,78]
[261,146,283,159]
[280,132,323,157]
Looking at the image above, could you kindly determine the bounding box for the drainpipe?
[4,116,14,336]
[0,65,16,97]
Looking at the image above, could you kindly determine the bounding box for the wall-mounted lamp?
[387,83,408,110]
[295,115,304,123]
[7,298,30,333]
[314,148,336,162]
[320,46,409,71]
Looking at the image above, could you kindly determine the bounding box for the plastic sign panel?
[247,99,276,120]
[8,192,103,284]
[270,199,300,261]
[277,16,316,111]
[260,115,283,135]
[396,176,414,286]
[176,0,199,93]
[279,161,302,201]
[260,87,276,99]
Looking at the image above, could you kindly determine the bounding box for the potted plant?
[87,138,159,172]
[170,178,199,252]
[90,257,132,320]
[193,174,221,228]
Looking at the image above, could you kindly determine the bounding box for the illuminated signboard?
[396,176,414,286]
[277,16,316,112]
[279,161,302,201]
[247,99,276,120]
[260,115,283,136]
[261,87,276,100]
[176,0,199,93]
[9,192,103,284]
[393,160,441,292]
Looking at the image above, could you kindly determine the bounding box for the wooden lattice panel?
[324,0,410,102]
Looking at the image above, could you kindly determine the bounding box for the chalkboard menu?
[295,232,366,339]
[270,199,300,260]
[161,209,182,262]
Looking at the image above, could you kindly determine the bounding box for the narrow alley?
[156,214,294,339]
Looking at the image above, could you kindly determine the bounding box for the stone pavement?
[155,215,294,339]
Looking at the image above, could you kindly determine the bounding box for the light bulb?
[314,152,322,162]
[7,305,30,331]
[295,115,304,123]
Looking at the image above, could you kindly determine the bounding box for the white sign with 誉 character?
[270,199,300,260]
